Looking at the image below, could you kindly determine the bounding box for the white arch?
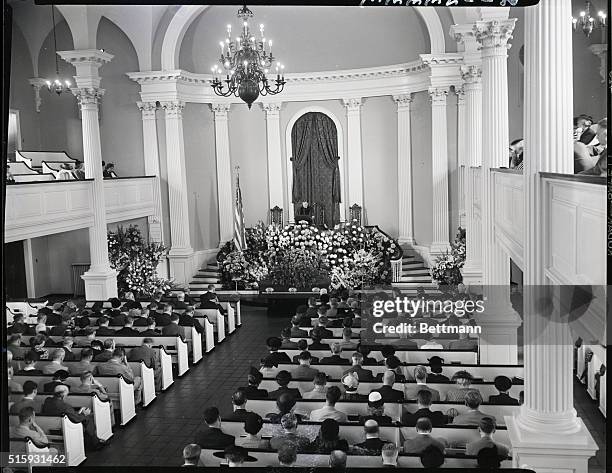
[160,5,445,71]
[285,106,346,224]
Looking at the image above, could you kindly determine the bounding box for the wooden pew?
[195,309,226,343]
[9,392,113,441]
[270,363,524,382]
[33,360,157,408]
[257,378,523,399]
[278,348,478,364]
[218,419,511,448]
[13,374,136,426]
[198,448,512,468]
[8,414,86,466]
[178,325,203,364]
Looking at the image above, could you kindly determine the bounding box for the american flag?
[233,167,247,251]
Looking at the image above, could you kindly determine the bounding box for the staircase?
[188,262,223,295]
[391,250,438,292]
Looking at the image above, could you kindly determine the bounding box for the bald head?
[329,450,347,469]
[54,384,69,398]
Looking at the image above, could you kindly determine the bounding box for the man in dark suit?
[488,376,519,405]
[194,406,235,449]
[268,370,301,400]
[295,201,313,224]
[95,317,116,336]
[173,292,189,310]
[308,328,330,351]
[354,420,389,455]
[139,317,161,337]
[49,320,71,336]
[162,314,181,336]
[127,338,159,368]
[320,342,350,366]
[93,339,115,362]
[42,370,70,393]
[401,389,448,427]
[404,366,441,401]
[154,304,173,327]
[179,306,205,334]
[292,339,319,364]
[290,316,308,338]
[266,337,292,365]
[223,390,253,422]
[304,298,318,320]
[238,367,268,399]
[122,292,141,310]
[293,351,319,380]
[7,314,27,334]
[374,371,404,402]
[199,285,227,315]
[343,352,374,381]
[115,316,140,336]
[133,308,151,326]
[280,328,299,349]
[357,344,379,366]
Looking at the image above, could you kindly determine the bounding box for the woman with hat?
[308,419,349,453]
[488,376,519,405]
[358,392,394,426]
[212,445,257,467]
[340,372,367,401]
[444,370,478,402]
[236,413,271,449]
[426,356,450,383]
[265,392,304,424]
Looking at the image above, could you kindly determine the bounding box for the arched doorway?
[289,112,342,228]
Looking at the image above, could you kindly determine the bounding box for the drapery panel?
[291,112,341,227]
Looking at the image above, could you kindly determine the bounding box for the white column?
[473,18,521,364]
[137,101,164,244]
[262,102,283,212]
[343,98,363,217]
[212,103,234,243]
[456,87,466,229]
[394,94,415,246]
[59,49,118,300]
[161,100,194,285]
[429,87,450,257]
[506,1,597,470]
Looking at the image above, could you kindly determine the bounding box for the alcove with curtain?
[290,112,341,228]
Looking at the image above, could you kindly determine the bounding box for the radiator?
[71,263,90,296]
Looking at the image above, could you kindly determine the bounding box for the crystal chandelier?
[211,4,285,109]
[45,5,71,95]
[572,1,607,38]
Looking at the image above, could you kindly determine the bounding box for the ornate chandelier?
[45,5,71,95]
[572,1,607,38]
[211,4,285,109]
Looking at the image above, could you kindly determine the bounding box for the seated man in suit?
[15,352,44,376]
[280,327,299,349]
[404,365,441,402]
[42,370,70,393]
[41,349,70,375]
[195,406,235,449]
[316,315,334,339]
[71,370,109,401]
[155,304,174,327]
[293,351,319,380]
[488,376,519,405]
[295,201,313,224]
[161,314,181,335]
[10,407,59,454]
[359,391,393,425]
[304,298,319,320]
[122,291,141,310]
[115,315,140,336]
[95,316,116,336]
[353,420,389,455]
[401,389,448,427]
[223,390,253,422]
[139,317,160,337]
[173,292,189,310]
[266,336,292,365]
[302,372,328,399]
[373,370,404,402]
[427,356,450,383]
[179,305,205,334]
[268,370,302,400]
[7,313,27,334]
[309,386,348,422]
[343,352,374,381]
[403,417,448,454]
[199,284,227,315]
[128,338,162,392]
[68,347,96,376]
[94,347,142,405]
[320,342,350,366]
[238,366,268,399]
[309,328,331,351]
[292,339,319,364]
[133,307,151,326]
[452,391,495,426]
[357,344,379,366]
[9,381,39,414]
[290,316,309,338]
[466,417,510,457]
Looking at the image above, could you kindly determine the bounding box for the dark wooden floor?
[82,305,606,470]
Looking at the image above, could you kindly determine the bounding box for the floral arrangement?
[107,225,170,296]
[218,220,399,290]
[430,227,466,285]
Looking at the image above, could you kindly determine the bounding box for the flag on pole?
[234,166,247,251]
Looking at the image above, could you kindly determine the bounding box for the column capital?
[161,100,185,119]
[428,87,448,104]
[474,19,516,51]
[393,94,413,110]
[456,87,466,105]
[28,78,47,113]
[461,64,483,84]
[211,102,231,117]
[72,87,105,107]
[343,98,362,111]
[57,49,113,90]
[137,101,158,120]
[261,102,282,114]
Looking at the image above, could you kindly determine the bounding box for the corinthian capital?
[161,100,185,119]
[428,87,448,104]
[343,98,362,111]
[461,65,482,84]
[474,19,516,51]
[72,87,105,106]
[262,102,281,114]
[137,101,157,119]
[211,102,231,116]
[393,94,413,111]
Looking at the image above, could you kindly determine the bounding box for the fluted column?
[161,100,194,284]
[394,94,415,246]
[343,98,363,218]
[212,103,234,243]
[429,87,450,257]
[58,49,117,300]
[262,103,283,212]
[137,101,164,244]
[506,2,597,470]
[456,88,466,229]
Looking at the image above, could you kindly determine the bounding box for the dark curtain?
[291,112,341,227]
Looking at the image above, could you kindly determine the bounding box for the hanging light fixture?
[210,3,285,109]
[45,5,71,95]
[572,1,607,38]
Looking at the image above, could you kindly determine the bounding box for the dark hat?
[52,370,70,380]
[493,375,512,392]
[266,336,282,349]
[212,446,257,462]
[310,327,324,339]
[380,345,396,358]
[276,370,292,385]
[385,355,401,370]
[428,356,444,365]
[109,297,122,309]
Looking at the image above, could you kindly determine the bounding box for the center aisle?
[84,306,287,467]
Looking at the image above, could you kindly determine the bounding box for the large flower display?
[430,227,466,285]
[107,225,171,296]
[219,220,399,290]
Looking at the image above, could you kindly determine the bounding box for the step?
[401,269,430,276]
[190,278,220,285]
[399,277,433,284]
[188,286,224,293]
[194,272,221,279]
[392,282,438,289]
[206,264,220,269]
[189,282,224,288]
[402,260,426,267]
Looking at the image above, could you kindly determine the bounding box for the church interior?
[3,0,608,471]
